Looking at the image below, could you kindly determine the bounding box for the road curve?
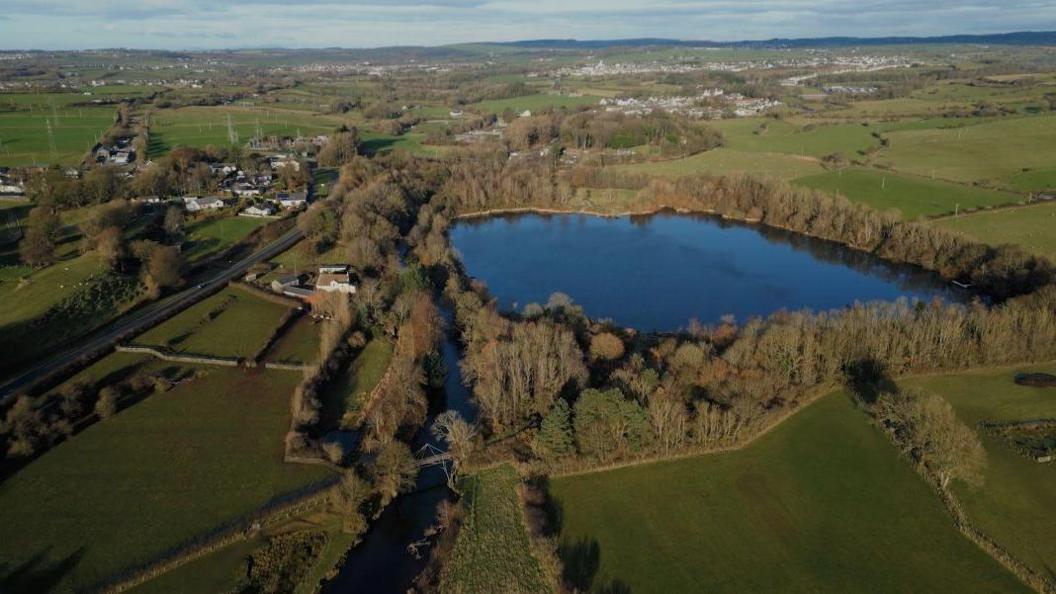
[0,227,304,403]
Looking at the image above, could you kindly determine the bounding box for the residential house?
[241,202,277,217]
[0,175,24,196]
[318,264,349,274]
[268,155,301,171]
[184,196,227,212]
[112,150,134,165]
[231,183,262,198]
[315,265,356,294]
[209,163,239,177]
[277,191,308,210]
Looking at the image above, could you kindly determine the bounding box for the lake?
[450,212,963,330]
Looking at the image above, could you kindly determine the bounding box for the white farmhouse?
[315,265,356,294]
[184,196,227,212]
[241,202,277,217]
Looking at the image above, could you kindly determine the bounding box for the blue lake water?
[450,212,962,331]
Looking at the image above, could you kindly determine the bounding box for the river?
[323,307,475,593]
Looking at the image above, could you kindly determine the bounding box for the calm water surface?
[450,212,961,330]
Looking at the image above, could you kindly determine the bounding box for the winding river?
[323,307,475,593]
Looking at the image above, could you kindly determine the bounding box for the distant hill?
[488,31,1056,50]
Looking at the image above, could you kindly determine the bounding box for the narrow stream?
[323,306,475,593]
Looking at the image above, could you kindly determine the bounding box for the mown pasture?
[132,287,291,359]
[549,392,1029,594]
[0,106,116,166]
[147,106,343,157]
[438,465,554,594]
[711,118,879,159]
[933,202,1056,261]
[878,115,1056,188]
[128,538,262,594]
[611,147,825,180]
[182,215,272,263]
[264,315,322,365]
[469,93,601,115]
[906,365,1056,578]
[0,362,332,594]
[793,167,1019,218]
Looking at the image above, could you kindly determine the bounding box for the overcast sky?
[2,1,1055,50]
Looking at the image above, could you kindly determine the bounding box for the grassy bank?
[320,338,393,429]
[439,465,554,594]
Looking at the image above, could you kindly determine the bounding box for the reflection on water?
[452,212,966,330]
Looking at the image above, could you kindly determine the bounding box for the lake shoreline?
[449,208,964,330]
[455,205,883,256]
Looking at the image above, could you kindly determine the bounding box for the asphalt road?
[0,226,304,403]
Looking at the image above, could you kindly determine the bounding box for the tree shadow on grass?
[843,357,897,406]
[559,536,601,592]
[597,579,633,594]
[0,547,85,594]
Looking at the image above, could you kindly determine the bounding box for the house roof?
[318,264,349,273]
[278,191,307,202]
[283,286,314,298]
[317,272,352,287]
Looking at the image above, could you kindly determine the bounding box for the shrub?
[589,332,625,361]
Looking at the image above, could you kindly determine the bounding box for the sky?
[1,0,1055,50]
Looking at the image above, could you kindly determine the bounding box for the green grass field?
[469,94,600,115]
[712,118,879,159]
[128,538,261,594]
[0,106,116,166]
[182,215,271,263]
[265,315,322,364]
[320,338,393,429]
[0,250,144,381]
[906,365,1056,579]
[439,465,554,594]
[129,511,355,594]
[793,168,1020,218]
[933,202,1056,261]
[0,251,105,327]
[879,115,1056,187]
[133,287,291,358]
[0,364,332,594]
[549,392,1029,594]
[610,148,825,180]
[148,106,344,157]
[1004,168,1056,193]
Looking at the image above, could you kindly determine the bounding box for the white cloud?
[1,0,1055,49]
